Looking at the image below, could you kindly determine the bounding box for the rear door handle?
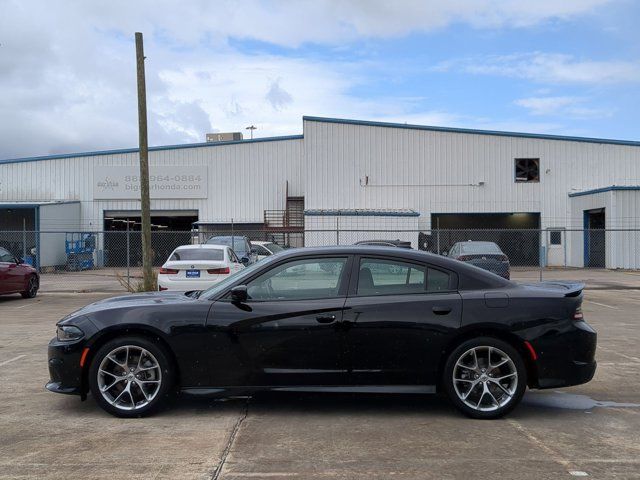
[316,314,337,324]
[432,306,452,315]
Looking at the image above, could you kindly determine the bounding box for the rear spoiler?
[520,281,584,297]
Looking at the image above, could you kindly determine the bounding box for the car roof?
[251,241,269,245]
[177,244,226,250]
[272,245,458,268]
[454,241,499,246]
[209,235,248,240]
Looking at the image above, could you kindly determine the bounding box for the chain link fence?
[1,228,638,293]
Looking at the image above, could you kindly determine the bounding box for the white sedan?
[158,244,244,292]
[251,241,285,261]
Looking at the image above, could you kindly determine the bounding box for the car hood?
[59,291,194,323]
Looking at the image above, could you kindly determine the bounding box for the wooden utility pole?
[135,32,154,291]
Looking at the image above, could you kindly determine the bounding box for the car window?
[0,248,15,263]
[170,249,224,261]
[228,249,239,263]
[246,257,347,301]
[207,236,248,256]
[357,258,426,296]
[255,245,270,256]
[427,268,451,292]
[265,243,283,253]
[460,243,502,254]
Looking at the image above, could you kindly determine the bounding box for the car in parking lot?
[206,235,257,265]
[46,245,596,419]
[0,247,39,298]
[355,239,412,248]
[446,241,510,279]
[157,244,244,292]
[251,240,285,261]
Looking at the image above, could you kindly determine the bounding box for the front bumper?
[46,338,86,396]
[532,320,597,389]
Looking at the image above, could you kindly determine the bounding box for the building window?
[515,158,540,182]
[549,230,563,245]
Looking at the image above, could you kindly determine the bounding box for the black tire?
[21,275,38,298]
[443,337,526,419]
[89,336,174,418]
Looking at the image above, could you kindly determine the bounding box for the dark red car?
[0,247,39,298]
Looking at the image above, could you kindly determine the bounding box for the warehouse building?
[1,116,639,268]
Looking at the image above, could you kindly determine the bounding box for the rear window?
[170,249,224,261]
[459,243,501,254]
[207,236,248,254]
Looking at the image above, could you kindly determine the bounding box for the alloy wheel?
[452,346,518,412]
[97,345,162,411]
[28,277,38,296]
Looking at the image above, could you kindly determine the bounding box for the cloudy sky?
[1,0,639,159]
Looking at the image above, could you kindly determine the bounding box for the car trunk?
[163,260,230,281]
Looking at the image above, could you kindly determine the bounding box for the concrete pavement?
[0,289,639,479]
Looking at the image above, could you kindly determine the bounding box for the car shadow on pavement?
[51,390,617,419]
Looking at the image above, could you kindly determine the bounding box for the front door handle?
[316,314,337,324]
[432,306,452,315]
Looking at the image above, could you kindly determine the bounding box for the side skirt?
[180,385,436,398]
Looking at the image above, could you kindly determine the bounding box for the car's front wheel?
[89,336,174,417]
[443,337,526,419]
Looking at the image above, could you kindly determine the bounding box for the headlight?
[56,325,84,341]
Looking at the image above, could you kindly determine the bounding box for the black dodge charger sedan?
[47,246,596,419]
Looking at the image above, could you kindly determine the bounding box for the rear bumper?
[157,275,226,292]
[532,320,597,389]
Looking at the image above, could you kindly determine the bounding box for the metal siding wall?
[0,139,303,227]
[303,120,640,230]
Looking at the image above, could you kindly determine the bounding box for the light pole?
[245,125,257,139]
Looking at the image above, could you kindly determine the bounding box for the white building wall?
[0,138,303,228]
[303,119,640,230]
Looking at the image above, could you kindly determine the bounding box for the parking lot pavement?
[1,289,639,479]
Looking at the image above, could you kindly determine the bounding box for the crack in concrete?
[211,398,250,480]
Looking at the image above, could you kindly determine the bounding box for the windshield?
[207,236,248,254]
[170,249,224,261]
[265,243,284,253]
[200,260,264,299]
[459,242,502,254]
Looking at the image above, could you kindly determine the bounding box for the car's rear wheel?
[21,275,38,298]
[443,337,526,419]
[89,336,174,417]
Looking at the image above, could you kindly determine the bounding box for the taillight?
[500,255,508,262]
[573,306,584,321]
[159,268,179,274]
[207,267,230,274]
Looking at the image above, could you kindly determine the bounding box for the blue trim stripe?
[568,186,640,197]
[303,116,640,147]
[305,209,420,217]
[0,135,304,165]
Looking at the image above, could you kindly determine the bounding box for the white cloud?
[440,53,640,84]
[514,95,613,119]
[0,0,624,158]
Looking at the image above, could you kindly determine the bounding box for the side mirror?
[230,285,248,303]
[241,256,250,265]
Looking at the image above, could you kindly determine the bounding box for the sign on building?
[93,166,208,199]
